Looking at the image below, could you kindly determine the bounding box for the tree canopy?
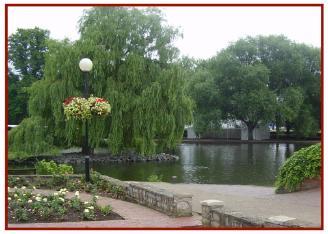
[9,7,193,156]
[188,35,320,138]
[8,27,49,124]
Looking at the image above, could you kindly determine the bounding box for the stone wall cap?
[201,199,224,207]
[268,215,296,223]
[174,193,193,198]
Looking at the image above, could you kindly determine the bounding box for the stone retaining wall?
[201,200,315,228]
[9,153,179,165]
[99,175,192,217]
[126,182,192,217]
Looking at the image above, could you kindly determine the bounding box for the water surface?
[76,143,312,186]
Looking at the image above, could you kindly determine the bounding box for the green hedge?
[35,160,73,175]
[275,143,321,193]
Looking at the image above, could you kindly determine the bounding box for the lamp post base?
[85,156,90,182]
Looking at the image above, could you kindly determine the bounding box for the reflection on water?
[74,143,312,186]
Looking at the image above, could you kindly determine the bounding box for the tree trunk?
[276,123,280,139]
[286,121,291,136]
[247,126,254,140]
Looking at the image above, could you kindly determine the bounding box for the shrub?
[100,205,112,216]
[35,160,73,175]
[275,143,321,193]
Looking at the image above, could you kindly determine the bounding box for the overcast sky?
[8,6,321,59]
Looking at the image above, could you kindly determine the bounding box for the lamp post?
[79,58,93,182]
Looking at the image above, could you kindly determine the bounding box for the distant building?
[184,125,197,138]
[184,121,270,140]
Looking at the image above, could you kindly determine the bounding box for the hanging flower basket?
[63,96,111,120]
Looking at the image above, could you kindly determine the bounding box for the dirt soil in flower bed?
[8,208,123,224]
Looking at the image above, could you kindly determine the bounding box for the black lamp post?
[79,58,93,182]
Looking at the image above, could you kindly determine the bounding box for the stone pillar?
[201,200,224,226]
[174,193,193,217]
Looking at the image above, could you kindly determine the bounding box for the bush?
[275,143,321,192]
[35,160,73,175]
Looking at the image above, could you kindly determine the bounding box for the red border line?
[5,4,9,231]
[4,3,324,7]
[4,3,324,231]
[320,3,324,229]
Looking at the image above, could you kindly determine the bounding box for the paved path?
[8,188,201,228]
[142,183,321,227]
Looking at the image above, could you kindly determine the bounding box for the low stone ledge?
[99,175,130,190]
[201,199,316,228]
[126,182,192,217]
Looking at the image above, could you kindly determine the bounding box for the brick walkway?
[8,188,202,228]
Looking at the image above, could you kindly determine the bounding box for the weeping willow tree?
[9,7,193,156]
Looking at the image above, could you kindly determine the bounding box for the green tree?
[187,68,221,135]
[294,44,321,137]
[8,68,22,124]
[9,7,193,156]
[210,51,276,140]
[219,36,320,138]
[275,87,304,136]
[256,36,320,137]
[8,27,49,124]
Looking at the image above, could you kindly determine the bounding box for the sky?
[8,6,321,59]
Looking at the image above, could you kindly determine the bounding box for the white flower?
[88,206,94,210]
[84,201,89,205]
[14,186,17,189]
[35,197,41,202]
[17,198,22,202]
[43,198,47,202]
[23,193,26,196]
[53,192,58,196]
[59,190,65,195]
[84,209,89,213]
[75,191,80,196]
[16,177,20,180]
[28,199,33,203]
[59,197,65,202]
[33,186,36,190]
[21,186,26,189]
[7,187,10,190]
[95,196,99,200]
[8,197,11,201]
[14,194,18,198]
[32,196,36,198]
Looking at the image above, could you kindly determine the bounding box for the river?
[74,142,313,186]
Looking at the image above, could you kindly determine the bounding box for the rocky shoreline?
[8,152,179,165]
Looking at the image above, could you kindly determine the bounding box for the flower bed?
[8,172,126,200]
[8,187,123,223]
